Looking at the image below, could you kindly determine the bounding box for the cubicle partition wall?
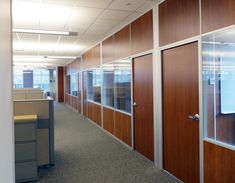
[14,99,54,166]
[13,88,47,100]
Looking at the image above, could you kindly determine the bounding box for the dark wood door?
[162,42,199,183]
[133,54,154,161]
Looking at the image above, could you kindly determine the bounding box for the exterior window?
[13,67,50,92]
[202,27,235,147]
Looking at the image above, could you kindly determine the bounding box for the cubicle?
[14,98,54,167]
[13,88,47,100]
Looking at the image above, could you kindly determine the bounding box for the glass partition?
[103,63,115,107]
[114,59,131,113]
[71,73,78,96]
[85,67,101,103]
[202,27,235,147]
[102,59,132,113]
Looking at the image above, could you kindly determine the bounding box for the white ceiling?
[13,0,159,66]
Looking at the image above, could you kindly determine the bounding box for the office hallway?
[38,103,179,183]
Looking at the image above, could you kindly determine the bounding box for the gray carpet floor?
[37,103,180,183]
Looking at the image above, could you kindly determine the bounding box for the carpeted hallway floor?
[37,103,179,183]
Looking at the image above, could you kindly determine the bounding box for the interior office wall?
[0,0,15,182]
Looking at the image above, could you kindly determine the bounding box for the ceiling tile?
[108,0,148,11]
[76,0,112,8]
[99,10,131,21]
[42,0,76,6]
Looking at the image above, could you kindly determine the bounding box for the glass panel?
[202,27,235,146]
[85,67,101,103]
[13,67,50,91]
[93,67,101,103]
[114,59,131,113]
[103,63,115,107]
[71,73,78,96]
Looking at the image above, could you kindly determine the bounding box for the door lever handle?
[133,102,137,107]
[188,114,200,121]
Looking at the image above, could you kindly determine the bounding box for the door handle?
[133,102,137,107]
[188,114,200,121]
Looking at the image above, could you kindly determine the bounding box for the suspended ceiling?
[13,0,159,67]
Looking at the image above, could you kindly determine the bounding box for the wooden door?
[162,42,199,183]
[133,54,154,161]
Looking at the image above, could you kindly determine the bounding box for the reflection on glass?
[103,63,115,107]
[71,73,78,96]
[114,60,131,113]
[202,27,235,146]
[102,59,132,113]
[85,67,101,103]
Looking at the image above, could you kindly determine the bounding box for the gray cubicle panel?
[14,99,55,166]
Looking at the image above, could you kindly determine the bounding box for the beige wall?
[0,0,15,182]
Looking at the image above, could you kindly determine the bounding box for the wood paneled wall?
[82,44,100,70]
[202,0,235,34]
[114,111,132,146]
[159,0,199,46]
[114,25,130,59]
[102,35,115,63]
[131,10,153,54]
[102,10,153,63]
[93,104,101,126]
[204,141,235,183]
[103,107,115,135]
[57,67,64,102]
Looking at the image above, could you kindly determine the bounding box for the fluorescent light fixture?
[13,28,78,36]
[13,42,84,52]
[13,55,77,62]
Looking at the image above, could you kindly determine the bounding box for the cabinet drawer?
[15,161,38,183]
[15,123,36,142]
[15,143,36,162]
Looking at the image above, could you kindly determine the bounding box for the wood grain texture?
[162,42,199,183]
[57,67,64,102]
[77,97,81,113]
[114,111,132,146]
[133,54,154,161]
[114,25,130,59]
[92,44,101,67]
[102,35,115,63]
[71,96,78,111]
[159,0,199,46]
[131,10,153,55]
[103,107,115,135]
[87,102,94,121]
[204,141,235,183]
[93,104,101,126]
[202,0,235,33]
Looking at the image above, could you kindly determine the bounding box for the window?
[13,67,50,92]
[103,63,115,107]
[202,27,235,147]
[114,60,131,113]
[71,73,78,96]
[13,68,23,88]
[85,67,101,103]
[102,59,132,113]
